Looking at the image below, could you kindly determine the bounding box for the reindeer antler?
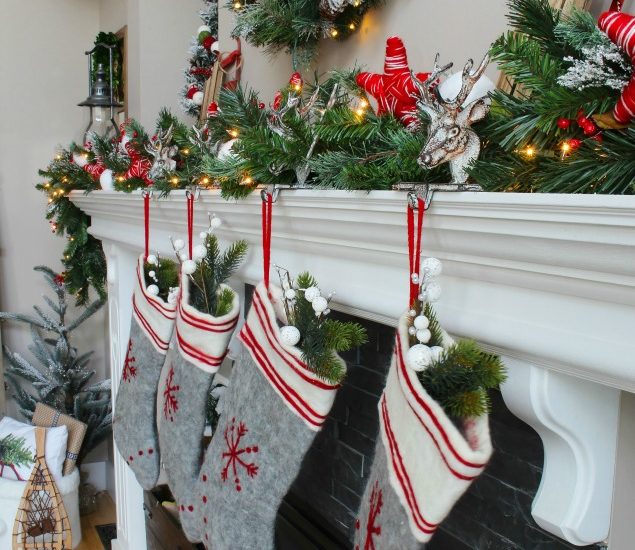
[145,124,174,157]
[411,53,453,113]
[446,54,489,109]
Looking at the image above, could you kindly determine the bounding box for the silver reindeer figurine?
[145,124,178,181]
[412,54,490,184]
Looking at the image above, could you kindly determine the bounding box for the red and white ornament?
[192,91,205,106]
[186,85,199,100]
[356,36,431,128]
[207,101,219,117]
[598,10,635,123]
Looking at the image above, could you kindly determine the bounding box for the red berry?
[202,35,214,50]
[592,132,603,143]
[577,115,589,127]
[583,122,596,136]
[569,138,582,150]
[258,102,265,109]
[557,118,571,130]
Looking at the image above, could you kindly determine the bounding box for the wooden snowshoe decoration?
[12,427,71,550]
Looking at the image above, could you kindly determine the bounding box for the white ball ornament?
[178,251,189,261]
[146,254,158,265]
[413,315,429,330]
[409,309,417,317]
[422,257,443,279]
[304,287,320,302]
[182,259,197,275]
[408,326,416,336]
[425,282,442,303]
[147,284,159,296]
[173,239,185,251]
[439,71,495,107]
[406,344,432,371]
[99,169,114,191]
[430,346,445,362]
[148,270,156,278]
[217,139,238,161]
[284,288,296,300]
[209,216,222,229]
[193,244,207,260]
[72,153,88,167]
[199,231,208,239]
[210,41,220,53]
[192,91,205,106]
[280,325,301,346]
[198,25,212,34]
[311,296,328,313]
[416,329,431,344]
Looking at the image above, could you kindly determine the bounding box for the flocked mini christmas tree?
[180,1,220,118]
[0,266,110,463]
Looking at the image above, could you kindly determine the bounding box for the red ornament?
[125,157,152,181]
[258,102,265,110]
[289,72,303,90]
[53,273,65,286]
[272,91,283,111]
[207,101,219,117]
[598,10,635,123]
[202,35,215,50]
[356,36,430,128]
[557,117,571,130]
[84,160,106,180]
[186,86,199,100]
[569,138,582,150]
[583,121,597,136]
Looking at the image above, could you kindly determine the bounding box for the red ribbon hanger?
[143,190,151,261]
[186,190,195,259]
[407,196,425,307]
[261,191,273,291]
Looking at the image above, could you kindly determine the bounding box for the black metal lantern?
[78,44,122,140]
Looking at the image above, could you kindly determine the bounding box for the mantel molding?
[72,189,635,391]
[71,189,634,547]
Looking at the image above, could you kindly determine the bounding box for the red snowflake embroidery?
[122,339,137,382]
[220,417,259,491]
[355,480,383,550]
[163,365,180,422]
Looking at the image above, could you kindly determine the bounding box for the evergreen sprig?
[418,336,507,419]
[188,234,248,316]
[472,0,634,195]
[0,266,110,462]
[144,258,179,301]
[287,272,366,384]
[228,0,384,68]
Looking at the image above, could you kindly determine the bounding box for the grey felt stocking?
[157,273,239,541]
[114,255,176,490]
[178,283,342,549]
[354,313,493,548]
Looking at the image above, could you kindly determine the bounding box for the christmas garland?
[469,0,635,194]
[228,0,385,68]
[179,1,220,118]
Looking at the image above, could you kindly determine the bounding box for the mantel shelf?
[70,189,635,548]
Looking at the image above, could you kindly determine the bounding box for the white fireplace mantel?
[70,189,635,549]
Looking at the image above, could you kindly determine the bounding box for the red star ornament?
[356,36,430,128]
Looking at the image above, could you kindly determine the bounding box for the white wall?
[0,1,106,431]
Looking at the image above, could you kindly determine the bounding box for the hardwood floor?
[76,492,116,550]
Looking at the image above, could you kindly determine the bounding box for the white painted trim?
[70,189,635,547]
